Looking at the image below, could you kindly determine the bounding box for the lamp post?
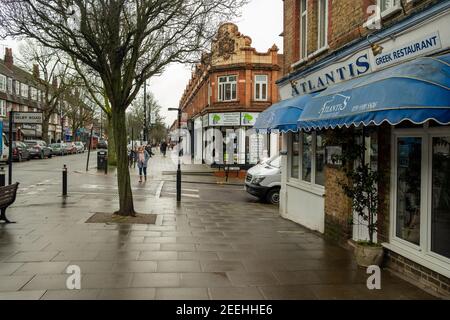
[168,107,182,202]
[143,80,148,142]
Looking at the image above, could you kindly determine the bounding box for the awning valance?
[254,94,315,132]
[297,54,450,130]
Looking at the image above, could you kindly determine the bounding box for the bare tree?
[17,41,73,144]
[0,0,247,216]
[62,89,95,139]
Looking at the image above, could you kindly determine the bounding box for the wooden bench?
[0,183,19,224]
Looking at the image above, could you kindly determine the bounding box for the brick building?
[0,48,63,142]
[255,0,450,296]
[179,23,283,166]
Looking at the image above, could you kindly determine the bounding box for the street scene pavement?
[0,151,435,300]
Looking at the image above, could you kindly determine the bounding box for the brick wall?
[385,250,450,297]
[324,165,352,244]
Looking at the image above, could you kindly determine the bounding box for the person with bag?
[136,146,150,183]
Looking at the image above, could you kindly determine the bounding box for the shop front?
[200,111,267,167]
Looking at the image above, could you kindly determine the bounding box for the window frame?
[299,0,308,59]
[0,99,6,117]
[0,74,6,92]
[217,75,237,102]
[254,74,268,101]
[15,81,20,96]
[378,0,402,18]
[21,83,29,99]
[390,127,450,276]
[317,0,329,50]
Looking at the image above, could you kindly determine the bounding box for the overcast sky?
[0,0,283,127]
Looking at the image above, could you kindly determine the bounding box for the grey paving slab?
[227,272,280,287]
[259,285,318,300]
[0,275,34,291]
[180,272,232,288]
[138,251,178,261]
[200,260,246,272]
[40,289,101,300]
[0,290,45,300]
[157,260,201,272]
[155,288,210,300]
[0,262,23,275]
[208,287,265,300]
[98,288,156,300]
[131,273,181,288]
[13,261,70,276]
[6,251,59,263]
[112,261,158,273]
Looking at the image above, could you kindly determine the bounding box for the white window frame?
[31,87,38,101]
[0,75,6,92]
[389,127,450,278]
[300,0,308,60]
[317,0,328,50]
[7,78,13,93]
[15,81,20,96]
[378,0,402,18]
[288,131,326,190]
[21,83,29,99]
[254,75,268,101]
[0,100,6,117]
[217,75,237,102]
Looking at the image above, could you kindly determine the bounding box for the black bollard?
[105,158,108,175]
[62,164,67,196]
[0,167,5,187]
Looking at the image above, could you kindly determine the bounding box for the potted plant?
[340,161,383,267]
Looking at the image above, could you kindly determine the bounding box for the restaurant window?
[0,100,6,117]
[302,132,312,182]
[317,0,328,49]
[291,133,300,179]
[218,75,237,102]
[0,75,6,92]
[299,0,308,59]
[315,132,326,186]
[254,75,268,101]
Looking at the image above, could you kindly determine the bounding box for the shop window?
[0,75,6,92]
[431,137,450,259]
[291,133,300,179]
[315,132,326,186]
[302,132,312,182]
[254,75,268,101]
[218,75,237,102]
[317,0,328,50]
[396,137,422,246]
[299,0,308,59]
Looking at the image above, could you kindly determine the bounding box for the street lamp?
[168,107,181,202]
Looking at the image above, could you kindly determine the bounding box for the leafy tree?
[0,0,247,216]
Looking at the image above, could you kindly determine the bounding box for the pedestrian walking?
[137,146,150,183]
[145,144,154,158]
[160,141,168,157]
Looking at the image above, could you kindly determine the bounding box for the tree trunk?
[41,118,50,144]
[112,106,135,216]
[107,114,117,166]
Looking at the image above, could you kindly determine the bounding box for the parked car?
[12,141,31,162]
[49,143,66,156]
[74,141,85,153]
[64,142,77,155]
[24,140,53,159]
[245,155,282,205]
[97,140,108,150]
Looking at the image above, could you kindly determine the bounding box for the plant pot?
[354,243,384,267]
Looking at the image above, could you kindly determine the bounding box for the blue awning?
[297,54,450,130]
[254,94,315,132]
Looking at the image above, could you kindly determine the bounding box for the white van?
[245,155,282,204]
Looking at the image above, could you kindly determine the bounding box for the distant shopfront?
[196,111,268,167]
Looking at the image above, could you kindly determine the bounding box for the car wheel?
[48,153,53,159]
[266,188,280,205]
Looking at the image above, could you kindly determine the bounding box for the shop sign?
[241,112,260,126]
[208,112,241,126]
[13,112,43,124]
[373,32,442,70]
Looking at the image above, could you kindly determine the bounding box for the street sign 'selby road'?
[13,112,43,124]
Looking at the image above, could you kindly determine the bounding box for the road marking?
[155,181,164,199]
[166,192,200,199]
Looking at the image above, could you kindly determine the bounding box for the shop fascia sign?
[241,112,260,126]
[209,112,241,126]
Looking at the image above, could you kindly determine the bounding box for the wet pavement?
[0,152,437,300]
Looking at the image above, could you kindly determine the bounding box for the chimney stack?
[4,48,13,68]
[33,64,40,79]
